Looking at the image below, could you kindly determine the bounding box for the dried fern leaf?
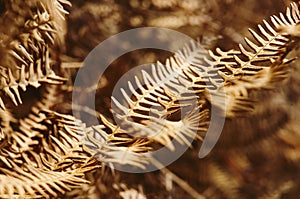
[110,2,300,145]
[98,3,300,163]
[0,85,97,198]
[83,3,300,175]
[0,110,98,198]
[208,2,300,116]
[109,40,220,149]
[0,165,88,199]
[0,0,69,108]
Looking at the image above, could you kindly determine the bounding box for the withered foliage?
[1,0,300,198]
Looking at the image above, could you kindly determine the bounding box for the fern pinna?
[0,0,300,198]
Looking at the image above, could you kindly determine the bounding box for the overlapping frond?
[0,0,68,109]
[0,67,96,197]
[0,108,98,198]
[95,3,300,170]
[0,165,88,199]
[1,1,300,198]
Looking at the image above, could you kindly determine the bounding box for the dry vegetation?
[1,0,300,198]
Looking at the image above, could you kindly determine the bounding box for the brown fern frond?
[0,164,89,199]
[0,109,98,198]
[109,40,216,150]
[0,0,68,108]
[208,2,300,116]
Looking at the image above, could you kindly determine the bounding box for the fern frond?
[111,2,300,139]
[0,82,98,198]
[0,164,88,199]
[37,110,99,171]
[105,2,300,159]
[110,40,219,150]
[0,0,69,108]
[82,3,300,176]
[208,2,300,116]
[0,110,98,198]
